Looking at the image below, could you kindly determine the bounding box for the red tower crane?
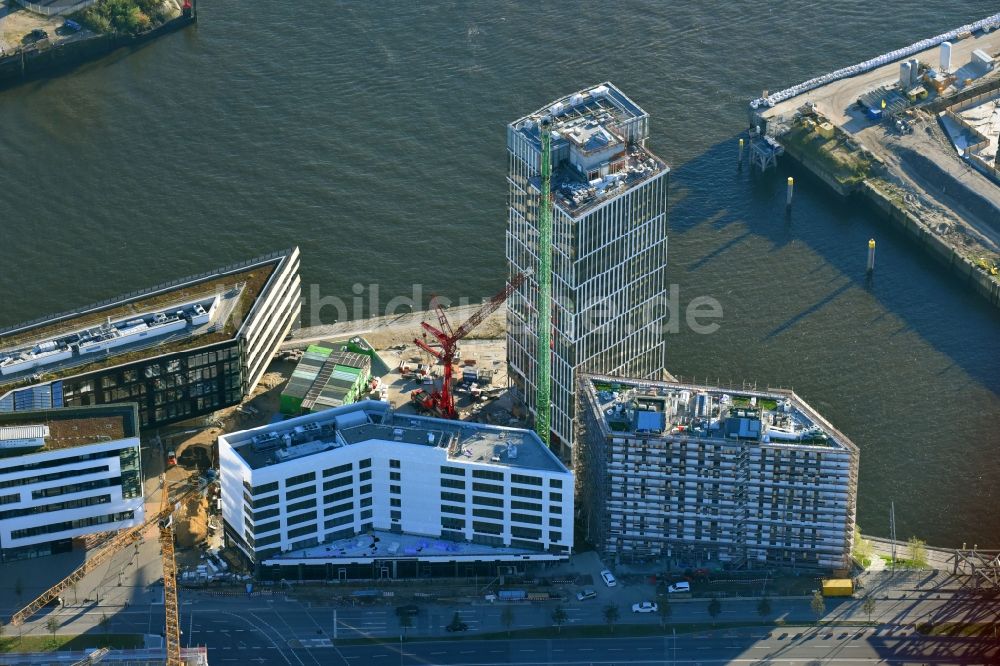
[412,273,528,419]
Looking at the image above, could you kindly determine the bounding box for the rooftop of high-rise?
[580,374,858,454]
[509,82,669,217]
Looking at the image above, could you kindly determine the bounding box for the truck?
[821,579,854,597]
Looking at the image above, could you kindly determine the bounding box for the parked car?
[166,450,177,466]
[445,620,468,632]
[28,29,48,42]
[600,569,617,587]
[667,581,691,594]
[632,601,658,613]
[576,589,597,601]
[62,19,81,32]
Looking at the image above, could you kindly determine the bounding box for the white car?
[667,581,691,594]
[576,589,597,601]
[600,569,617,587]
[632,601,658,613]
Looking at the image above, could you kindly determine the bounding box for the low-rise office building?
[0,249,301,429]
[279,342,373,416]
[577,375,859,571]
[219,401,573,580]
[0,404,144,561]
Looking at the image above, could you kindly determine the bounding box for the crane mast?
[535,116,553,445]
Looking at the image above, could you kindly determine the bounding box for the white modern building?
[0,404,144,562]
[219,401,573,579]
[577,375,860,571]
[0,248,301,429]
[506,83,670,456]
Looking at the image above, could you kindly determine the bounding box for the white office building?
[0,404,144,562]
[577,375,860,571]
[506,83,670,456]
[219,401,573,580]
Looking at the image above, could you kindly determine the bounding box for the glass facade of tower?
[506,83,669,456]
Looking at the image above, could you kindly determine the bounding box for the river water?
[0,1,997,547]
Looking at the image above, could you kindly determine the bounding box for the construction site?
[750,13,1000,307]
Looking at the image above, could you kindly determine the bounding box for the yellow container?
[822,579,854,597]
[817,122,835,139]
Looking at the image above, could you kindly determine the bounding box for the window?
[441,466,465,476]
[390,459,401,469]
[550,492,563,503]
[511,526,541,540]
[550,478,563,489]
[360,497,372,508]
[441,491,464,503]
[549,517,562,527]
[472,482,503,495]
[324,476,352,490]
[359,458,372,469]
[255,533,281,547]
[253,494,280,509]
[325,515,352,529]
[390,471,401,481]
[255,520,280,534]
[472,521,502,535]
[442,504,465,515]
[390,498,401,507]
[441,478,465,490]
[324,464,352,478]
[511,512,542,525]
[390,510,401,520]
[360,470,372,482]
[360,484,372,495]
[324,489,352,504]
[288,498,317,513]
[253,481,279,495]
[390,485,401,494]
[441,517,465,530]
[473,469,504,481]
[286,486,314,501]
[288,524,316,539]
[549,531,563,542]
[511,500,541,512]
[360,509,372,520]
[473,495,504,507]
[473,508,503,520]
[511,474,542,486]
[288,511,317,526]
[286,472,315,487]
[511,487,542,499]
[326,502,352,515]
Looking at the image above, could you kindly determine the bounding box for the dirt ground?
[175,495,208,548]
[0,1,87,56]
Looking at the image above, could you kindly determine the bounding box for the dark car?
[62,19,81,32]
[445,621,468,632]
[29,29,49,41]
[395,604,419,617]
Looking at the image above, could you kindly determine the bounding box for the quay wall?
[775,135,1000,308]
[0,13,194,90]
[859,180,1000,307]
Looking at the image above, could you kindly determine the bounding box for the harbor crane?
[10,478,210,666]
[412,272,528,419]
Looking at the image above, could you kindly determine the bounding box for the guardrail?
[13,0,97,17]
[751,12,1000,110]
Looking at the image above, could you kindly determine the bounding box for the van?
[667,581,690,594]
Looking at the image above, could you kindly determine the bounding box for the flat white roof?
[0,424,48,441]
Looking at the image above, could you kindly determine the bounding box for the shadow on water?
[668,134,1000,392]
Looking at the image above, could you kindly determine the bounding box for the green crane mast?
[535,116,553,445]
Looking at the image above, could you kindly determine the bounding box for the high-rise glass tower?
[506,83,670,457]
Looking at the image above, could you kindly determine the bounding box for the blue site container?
[866,108,883,121]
